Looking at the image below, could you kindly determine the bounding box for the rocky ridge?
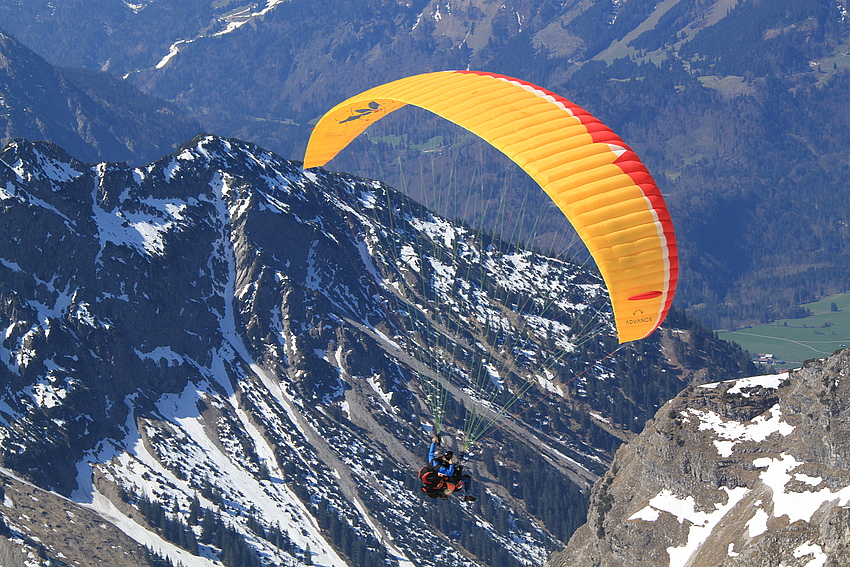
[549,348,850,567]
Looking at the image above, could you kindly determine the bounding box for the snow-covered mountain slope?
[0,134,750,566]
[549,348,850,567]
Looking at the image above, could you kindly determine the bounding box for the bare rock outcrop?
[549,348,850,567]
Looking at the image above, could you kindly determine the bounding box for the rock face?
[548,348,850,567]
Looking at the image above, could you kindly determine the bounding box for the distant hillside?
[0,0,848,326]
[0,28,201,164]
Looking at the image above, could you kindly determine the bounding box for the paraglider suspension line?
[464,344,626,451]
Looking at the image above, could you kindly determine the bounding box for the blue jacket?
[429,442,454,477]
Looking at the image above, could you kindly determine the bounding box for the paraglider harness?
[419,451,466,499]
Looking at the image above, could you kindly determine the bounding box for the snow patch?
[628,505,660,522]
[400,244,420,272]
[793,541,827,567]
[727,373,788,395]
[629,487,750,567]
[29,381,68,409]
[683,404,793,457]
[135,346,185,367]
[94,196,191,257]
[0,258,23,272]
[699,372,787,395]
[746,507,769,537]
[753,453,850,524]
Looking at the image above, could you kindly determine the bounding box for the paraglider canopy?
[304,70,678,343]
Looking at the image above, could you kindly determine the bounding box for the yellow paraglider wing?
[304,70,677,343]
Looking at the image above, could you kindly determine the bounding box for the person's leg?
[461,475,475,501]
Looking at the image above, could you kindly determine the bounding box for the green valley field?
[719,293,850,370]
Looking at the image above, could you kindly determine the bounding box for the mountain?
[0,134,755,566]
[0,0,848,330]
[0,28,201,165]
[547,347,850,567]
